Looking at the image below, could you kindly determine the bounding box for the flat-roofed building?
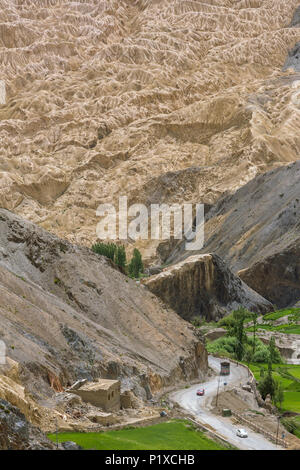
[71,379,121,411]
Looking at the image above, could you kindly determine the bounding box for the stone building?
[71,379,121,412]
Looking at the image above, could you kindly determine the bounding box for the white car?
[236,428,248,438]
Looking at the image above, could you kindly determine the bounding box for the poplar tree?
[128,248,144,278]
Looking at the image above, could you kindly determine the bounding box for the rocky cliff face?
[0,399,56,450]
[0,1,300,262]
[167,161,300,308]
[142,254,273,322]
[0,209,207,411]
[253,330,300,363]
[238,240,300,308]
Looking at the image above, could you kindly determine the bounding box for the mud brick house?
[71,379,121,412]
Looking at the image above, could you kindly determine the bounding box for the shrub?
[218,308,253,328]
[243,344,254,363]
[257,364,276,400]
[207,335,282,364]
[252,347,270,363]
[281,416,300,438]
[206,336,238,357]
[191,317,203,327]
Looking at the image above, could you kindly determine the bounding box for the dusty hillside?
[0,1,300,261]
[167,160,300,307]
[0,209,207,409]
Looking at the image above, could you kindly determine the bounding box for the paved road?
[170,356,282,450]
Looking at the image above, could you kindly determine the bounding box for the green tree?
[227,308,248,361]
[268,336,277,368]
[259,367,265,378]
[243,346,253,364]
[251,312,258,356]
[128,248,144,278]
[273,380,284,410]
[257,361,276,400]
[115,245,127,269]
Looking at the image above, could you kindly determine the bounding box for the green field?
[281,415,300,439]
[247,323,300,335]
[263,308,300,322]
[48,420,231,450]
[242,307,300,413]
[247,308,300,335]
[246,363,300,412]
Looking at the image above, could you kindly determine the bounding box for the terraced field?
[247,308,300,335]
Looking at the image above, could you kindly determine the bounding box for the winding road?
[170,356,283,450]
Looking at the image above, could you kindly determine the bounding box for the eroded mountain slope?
[0,1,300,261]
[167,160,300,307]
[0,209,207,406]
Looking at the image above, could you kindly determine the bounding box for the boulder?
[86,412,119,426]
[242,384,252,393]
[254,330,300,362]
[61,441,82,450]
[120,390,135,409]
[204,328,227,341]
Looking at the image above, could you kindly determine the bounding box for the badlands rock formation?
[142,254,273,321]
[0,1,300,262]
[167,161,300,308]
[0,209,207,411]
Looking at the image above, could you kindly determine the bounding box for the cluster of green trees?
[91,242,144,279]
[222,308,281,364]
[91,242,126,267]
[208,308,282,364]
[207,334,280,364]
[207,308,282,364]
